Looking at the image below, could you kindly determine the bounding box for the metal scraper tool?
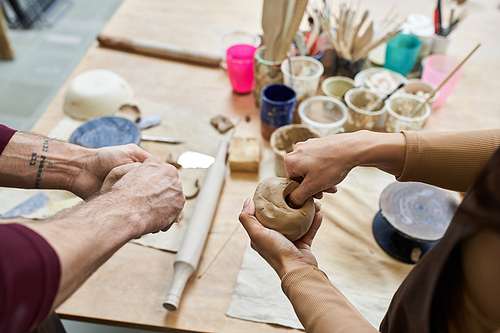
[177,151,215,169]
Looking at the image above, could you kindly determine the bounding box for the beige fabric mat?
[227,146,414,329]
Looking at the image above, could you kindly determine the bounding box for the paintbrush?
[365,82,406,112]
[409,43,481,118]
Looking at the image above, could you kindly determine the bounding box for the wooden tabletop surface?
[30,0,500,332]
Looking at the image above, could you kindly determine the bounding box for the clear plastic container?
[344,88,386,131]
[298,96,348,136]
[384,95,431,132]
[281,56,324,123]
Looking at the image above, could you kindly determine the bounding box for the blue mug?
[260,84,296,140]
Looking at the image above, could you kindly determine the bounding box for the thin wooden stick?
[410,43,481,117]
[198,222,241,279]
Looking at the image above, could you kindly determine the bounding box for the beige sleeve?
[398,129,500,192]
[281,266,378,333]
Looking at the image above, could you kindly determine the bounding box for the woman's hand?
[239,199,323,279]
[285,131,407,207]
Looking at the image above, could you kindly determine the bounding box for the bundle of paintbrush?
[313,3,403,62]
[435,0,467,37]
[261,0,308,62]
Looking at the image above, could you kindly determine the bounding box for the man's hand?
[70,144,152,199]
[106,156,185,236]
[239,199,323,279]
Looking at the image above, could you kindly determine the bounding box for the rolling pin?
[163,139,229,311]
[97,34,222,67]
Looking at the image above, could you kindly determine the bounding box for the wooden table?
[30,0,500,332]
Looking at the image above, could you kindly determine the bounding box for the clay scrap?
[210,115,235,134]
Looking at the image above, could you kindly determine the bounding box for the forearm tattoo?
[31,140,50,188]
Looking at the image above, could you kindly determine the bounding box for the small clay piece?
[245,114,251,122]
[166,154,182,169]
[229,137,261,173]
[253,177,315,241]
[115,103,141,122]
[210,115,234,134]
[185,179,200,199]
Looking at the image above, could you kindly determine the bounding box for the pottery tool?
[163,139,230,311]
[177,151,215,169]
[262,0,286,61]
[365,82,405,112]
[449,1,456,28]
[1,192,50,219]
[373,182,459,264]
[410,43,480,118]
[445,9,467,36]
[0,5,14,60]
[141,135,183,144]
[435,0,442,35]
[315,3,402,61]
[274,0,308,62]
[97,34,221,67]
[197,221,240,279]
[136,114,162,130]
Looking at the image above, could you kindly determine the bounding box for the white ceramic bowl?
[64,69,134,120]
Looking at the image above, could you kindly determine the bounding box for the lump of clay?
[253,177,315,241]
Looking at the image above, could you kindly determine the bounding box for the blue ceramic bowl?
[69,116,141,148]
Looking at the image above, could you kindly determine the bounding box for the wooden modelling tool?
[97,34,222,67]
[163,139,230,311]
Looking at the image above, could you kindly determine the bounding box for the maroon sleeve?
[0,124,17,156]
[0,223,61,333]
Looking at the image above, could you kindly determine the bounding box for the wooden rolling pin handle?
[163,261,194,311]
[97,34,222,67]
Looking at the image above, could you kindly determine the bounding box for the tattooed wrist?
[33,140,49,188]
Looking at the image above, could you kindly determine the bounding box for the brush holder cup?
[254,46,284,107]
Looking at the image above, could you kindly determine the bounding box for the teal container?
[384,33,422,77]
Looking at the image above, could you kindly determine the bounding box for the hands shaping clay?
[253,177,315,241]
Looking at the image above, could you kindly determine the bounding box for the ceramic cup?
[384,33,422,76]
[260,83,296,140]
[321,76,355,102]
[253,46,284,107]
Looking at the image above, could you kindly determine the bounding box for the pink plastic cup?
[226,44,257,94]
[421,54,464,109]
